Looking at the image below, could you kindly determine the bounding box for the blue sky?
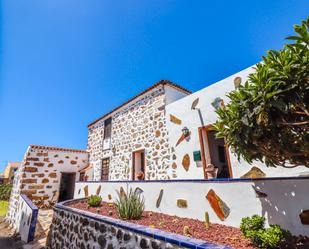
[0,1,308,172]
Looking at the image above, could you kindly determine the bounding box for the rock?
[183,226,190,236]
[24,167,38,173]
[70,160,77,165]
[49,173,57,178]
[177,199,188,208]
[156,189,164,208]
[34,163,44,167]
[241,166,266,178]
[170,114,182,125]
[182,154,190,171]
[234,76,242,88]
[119,187,126,199]
[300,210,309,225]
[58,160,64,164]
[84,185,89,197]
[172,162,177,169]
[206,189,230,221]
[96,185,101,195]
[108,210,113,216]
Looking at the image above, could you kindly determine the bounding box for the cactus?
[204,212,210,229]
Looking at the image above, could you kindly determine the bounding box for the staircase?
[23,209,53,249]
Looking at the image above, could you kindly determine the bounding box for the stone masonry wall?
[6,145,88,228]
[88,85,175,181]
[49,206,183,249]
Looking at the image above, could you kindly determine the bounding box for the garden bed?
[67,200,309,249]
[68,200,256,249]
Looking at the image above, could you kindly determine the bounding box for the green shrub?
[240,215,291,248]
[115,187,145,220]
[0,184,12,201]
[240,215,265,237]
[87,195,102,207]
[259,225,291,248]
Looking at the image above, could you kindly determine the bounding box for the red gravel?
[68,201,309,249]
[68,201,256,249]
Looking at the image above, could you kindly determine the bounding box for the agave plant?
[115,187,145,220]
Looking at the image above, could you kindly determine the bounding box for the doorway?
[132,150,145,180]
[58,172,76,202]
[199,125,232,179]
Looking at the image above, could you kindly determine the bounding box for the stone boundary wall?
[18,194,38,243]
[48,199,228,249]
[74,177,309,236]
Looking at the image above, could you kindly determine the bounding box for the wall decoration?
[234,77,242,89]
[300,210,309,225]
[211,97,223,110]
[206,189,230,221]
[108,194,112,200]
[182,154,190,171]
[96,185,102,195]
[172,162,177,169]
[156,189,164,208]
[84,185,89,197]
[191,98,199,110]
[241,166,266,178]
[170,114,182,125]
[204,212,210,229]
[251,185,267,198]
[176,130,191,147]
[134,187,143,196]
[193,151,201,161]
[177,199,188,208]
[119,187,127,199]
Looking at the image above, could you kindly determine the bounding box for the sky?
[0,0,308,172]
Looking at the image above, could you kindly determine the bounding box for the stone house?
[3,161,21,184]
[87,80,191,181]
[6,145,88,226]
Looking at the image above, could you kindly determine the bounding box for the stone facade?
[88,82,190,181]
[6,145,88,227]
[49,206,184,249]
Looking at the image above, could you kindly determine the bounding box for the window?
[104,118,112,139]
[101,158,110,180]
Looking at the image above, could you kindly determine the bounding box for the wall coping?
[20,194,39,243]
[77,175,309,184]
[55,198,232,249]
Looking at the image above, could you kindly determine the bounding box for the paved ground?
[0,209,53,249]
[0,217,25,249]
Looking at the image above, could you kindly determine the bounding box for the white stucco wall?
[165,66,309,178]
[74,178,309,236]
[17,195,38,242]
[165,85,190,105]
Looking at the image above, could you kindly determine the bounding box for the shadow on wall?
[253,180,309,235]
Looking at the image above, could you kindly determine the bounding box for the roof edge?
[29,144,88,154]
[88,80,191,128]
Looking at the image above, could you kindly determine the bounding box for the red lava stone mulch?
[68,201,309,249]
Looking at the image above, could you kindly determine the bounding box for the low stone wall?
[17,194,38,243]
[49,199,228,249]
[74,177,309,236]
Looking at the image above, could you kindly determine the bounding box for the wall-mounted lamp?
[182,127,190,137]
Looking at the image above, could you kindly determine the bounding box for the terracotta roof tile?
[29,145,88,154]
